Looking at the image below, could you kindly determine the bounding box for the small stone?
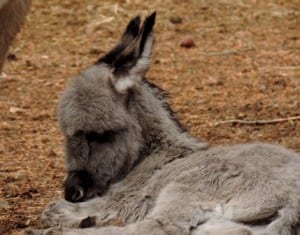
[41,55,49,59]
[0,199,9,209]
[169,16,182,24]
[9,107,24,114]
[0,72,8,79]
[7,53,18,61]
[89,48,101,55]
[180,36,196,48]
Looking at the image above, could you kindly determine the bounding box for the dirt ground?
[0,0,299,234]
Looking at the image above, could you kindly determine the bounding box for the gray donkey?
[28,12,300,235]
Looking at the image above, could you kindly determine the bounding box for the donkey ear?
[130,11,156,75]
[97,15,141,66]
[111,12,156,93]
[114,12,156,74]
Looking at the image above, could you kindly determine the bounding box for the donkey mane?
[142,78,188,132]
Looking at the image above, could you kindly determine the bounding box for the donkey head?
[59,12,156,202]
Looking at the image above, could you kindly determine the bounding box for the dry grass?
[0,0,299,234]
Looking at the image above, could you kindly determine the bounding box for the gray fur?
[0,0,31,73]
[27,13,300,235]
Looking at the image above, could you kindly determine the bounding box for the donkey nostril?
[65,186,84,203]
[64,170,94,202]
[71,187,84,202]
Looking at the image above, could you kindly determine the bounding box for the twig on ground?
[259,66,300,71]
[200,48,253,57]
[215,115,300,126]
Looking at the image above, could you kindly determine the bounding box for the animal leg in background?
[0,0,31,73]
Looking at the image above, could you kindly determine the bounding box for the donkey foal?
[27,12,300,235]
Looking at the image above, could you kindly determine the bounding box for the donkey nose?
[65,186,84,203]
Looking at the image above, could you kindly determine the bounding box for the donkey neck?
[132,80,208,159]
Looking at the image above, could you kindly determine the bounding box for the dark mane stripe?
[142,78,187,132]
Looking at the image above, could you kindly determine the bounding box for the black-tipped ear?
[97,12,156,94]
[97,15,141,65]
[139,12,156,57]
[110,12,156,93]
[123,15,141,40]
[112,11,156,74]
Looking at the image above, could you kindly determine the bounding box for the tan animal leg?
[0,0,31,73]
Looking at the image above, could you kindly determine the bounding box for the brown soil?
[0,0,299,234]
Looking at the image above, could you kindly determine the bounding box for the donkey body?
[28,13,300,235]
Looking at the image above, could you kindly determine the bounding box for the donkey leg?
[218,192,298,235]
[61,182,211,233]
[25,226,125,235]
[0,0,31,73]
[63,182,208,235]
[191,219,252,235]
[139,182,212,235]
[216,189,280,223]
[262,207,299,235]
[27,182,251,235]
[41,197,117,228]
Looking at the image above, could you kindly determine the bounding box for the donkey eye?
[86,131,115,143]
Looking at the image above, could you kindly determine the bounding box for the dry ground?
[0,0,299,234]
